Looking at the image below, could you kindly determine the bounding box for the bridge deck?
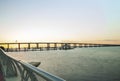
[0,42,120,52]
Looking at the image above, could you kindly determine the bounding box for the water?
[7,47,120,81]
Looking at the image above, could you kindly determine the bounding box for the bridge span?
[0,42,120,52]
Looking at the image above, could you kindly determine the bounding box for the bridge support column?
[18,43,20,51]
[36,43,39,49]
[28,43,30,49]
[78,44,82,48]
[47,43,50,50]
[54,43,57,50]
[73,43,76,48]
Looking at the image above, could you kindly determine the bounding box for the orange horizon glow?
[0,0,120,44]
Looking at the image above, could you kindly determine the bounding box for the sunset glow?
[0,0,120,44]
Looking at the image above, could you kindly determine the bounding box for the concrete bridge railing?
[0,49,65,81]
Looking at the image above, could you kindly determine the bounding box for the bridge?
[0,42,120,52]
[0,42,120,81]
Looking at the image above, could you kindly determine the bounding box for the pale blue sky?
[0,0,120,42]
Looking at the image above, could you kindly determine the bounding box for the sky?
[0,0,120,43]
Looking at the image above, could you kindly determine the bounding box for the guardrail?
[0,49,65,81]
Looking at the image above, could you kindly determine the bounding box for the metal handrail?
[0,49,65,81]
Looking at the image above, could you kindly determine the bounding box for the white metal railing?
[0,49,65,81]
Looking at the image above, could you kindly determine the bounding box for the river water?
[7,47,120,81]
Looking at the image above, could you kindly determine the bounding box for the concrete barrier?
[0,49,65,81]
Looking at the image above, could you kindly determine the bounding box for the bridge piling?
[54,43,57,50]
[18,43,20,51]
[47,43,50,50]
[28,43,30,49]
[36,43,39,49]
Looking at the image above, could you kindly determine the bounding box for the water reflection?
[8,47,120,81]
